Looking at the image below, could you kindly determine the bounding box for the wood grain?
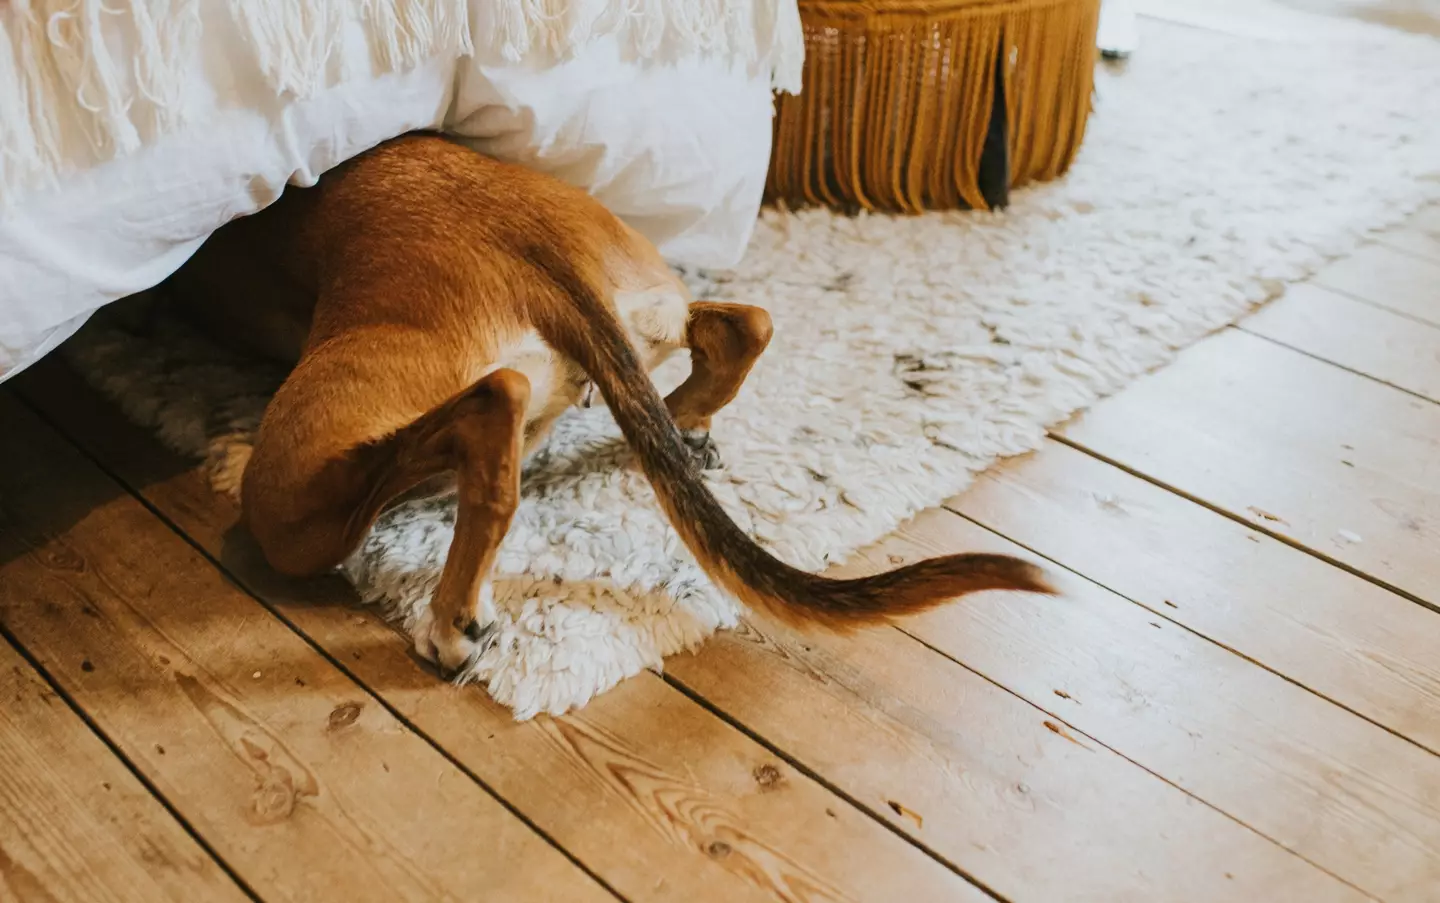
[1312,242,1440,327]
[249,606,984,903]
[844,506,1440,902]
[0,638,249,903]
[1058,328,1440,606]
[948,439,1440,755]
[1279,0,1440,36]
[0,395,609,903]
[1241,282,1440,403]
[667,608,1367,902]
[1376,208,1440,263]
[13,362,987,903]
[16,354,1359,903]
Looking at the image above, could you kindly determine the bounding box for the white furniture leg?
[1098,0,1139,58]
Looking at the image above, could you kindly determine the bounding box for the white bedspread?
[0,1,793,380]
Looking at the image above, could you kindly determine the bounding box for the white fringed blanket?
[0,0,799,380]
[0,0,801,200]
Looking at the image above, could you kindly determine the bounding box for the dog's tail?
[532,262,1055,629]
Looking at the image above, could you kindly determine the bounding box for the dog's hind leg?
[244,363,531,675]
[662,301,773,469]
[407,368,530,674]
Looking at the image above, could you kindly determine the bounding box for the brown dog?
[167,133,1052,675]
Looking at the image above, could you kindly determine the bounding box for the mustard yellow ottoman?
[767,0,1102,212]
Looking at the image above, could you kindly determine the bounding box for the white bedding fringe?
[0,0,803,203]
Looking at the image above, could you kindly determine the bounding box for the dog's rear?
[516,239,1055,630]
[173,134,1052,675]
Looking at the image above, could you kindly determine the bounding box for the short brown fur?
[168,133,1053,674]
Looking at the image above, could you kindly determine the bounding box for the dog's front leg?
[663,302,773,470]
[411,368,531,677]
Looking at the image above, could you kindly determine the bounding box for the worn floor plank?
[14,362,987,903]
[1280,0,1440,36]
[667,610,1367,902]
[1241,282,1440,403]
[10,196,1440,903]
[16,348,1362,903]
[1376,208,1440,262]
[948,439,1440,755]
[0,395,611,903]
[1312,242,1440,327]
[0,638,250,903]
[840,507,1440,903]
[1058,328,1440,607]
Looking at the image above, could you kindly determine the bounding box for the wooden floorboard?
[13,363,986,903]
[1375,209,1440,263]
[0,395,612,903]
[1281,0,1440,36]
[832,506,1440,903]
[1240,282,1440,404]
[0,636,250,903]
[667,611,1367,902]
[10,322,1440,901]
[14,291,1440,901]
[17,347,1385,902]
[1057,328,1440,608]
[1312,242,1440,327]
[1241,210,1440,405]
[949,439,1440,756]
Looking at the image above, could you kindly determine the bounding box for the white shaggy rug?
[65,6,1440,719]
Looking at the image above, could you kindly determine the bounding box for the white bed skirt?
[0,0,802,381]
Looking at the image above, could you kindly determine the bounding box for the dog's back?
[172,135,690,451]
[174,135,673,360]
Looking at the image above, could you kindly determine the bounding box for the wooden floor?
[5,20,1440,902]
[4,214,1438,903]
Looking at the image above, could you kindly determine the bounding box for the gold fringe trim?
[767,0,1101,213]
